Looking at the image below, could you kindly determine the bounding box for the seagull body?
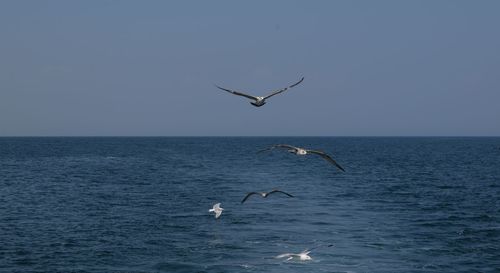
[276,250,312,261]
[259,144,345,172]
[241,189,294,204]
[209,203,224,219]
[215,77,304,107]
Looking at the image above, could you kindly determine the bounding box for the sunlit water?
[1,137,499,272]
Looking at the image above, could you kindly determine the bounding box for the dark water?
[1,137,499,273]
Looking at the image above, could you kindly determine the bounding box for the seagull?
[241,189,294,204]
[215,77,304,107]
[275,244,333,261]
[208,203,224,219]
[276,249,312,261]
[259,144,345,172]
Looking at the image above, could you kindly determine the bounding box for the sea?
[0,137,499,273]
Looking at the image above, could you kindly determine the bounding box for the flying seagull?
[275,244,333,261]
[215,77,304,107]
[209,203,224,219]
[241,189,294,204]
[275,249,312,261]
[259,144,345,172]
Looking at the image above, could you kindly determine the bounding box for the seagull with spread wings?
[215,77,304,107]
[259,144,346,172]
[208,203,224,219]
[276,244,334,261]
[241,189,294,204]
[275,249,312,261]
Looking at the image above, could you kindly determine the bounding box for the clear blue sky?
[1,1,499,136]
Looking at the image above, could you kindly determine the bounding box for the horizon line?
[1,135,499,138]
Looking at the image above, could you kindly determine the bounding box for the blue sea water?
[0,137,499,273]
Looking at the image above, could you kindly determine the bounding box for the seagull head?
[251,98,266,107]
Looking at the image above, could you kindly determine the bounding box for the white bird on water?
[208,203,224,219]
[215,77,304,107]
[275,249,312,261]
[276,244,333,261]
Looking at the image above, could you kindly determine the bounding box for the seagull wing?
[241,192,259,204]
[307,150,345,172]
[215,85,258,100]
[276,253,293,259]
[274,144,299,150]
[268,189,294,198]
[308,244,334,251]
[213,203,221,209]
[257,144,298,153]
[263,77,304,100]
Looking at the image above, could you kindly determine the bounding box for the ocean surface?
[1,137,499,273]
